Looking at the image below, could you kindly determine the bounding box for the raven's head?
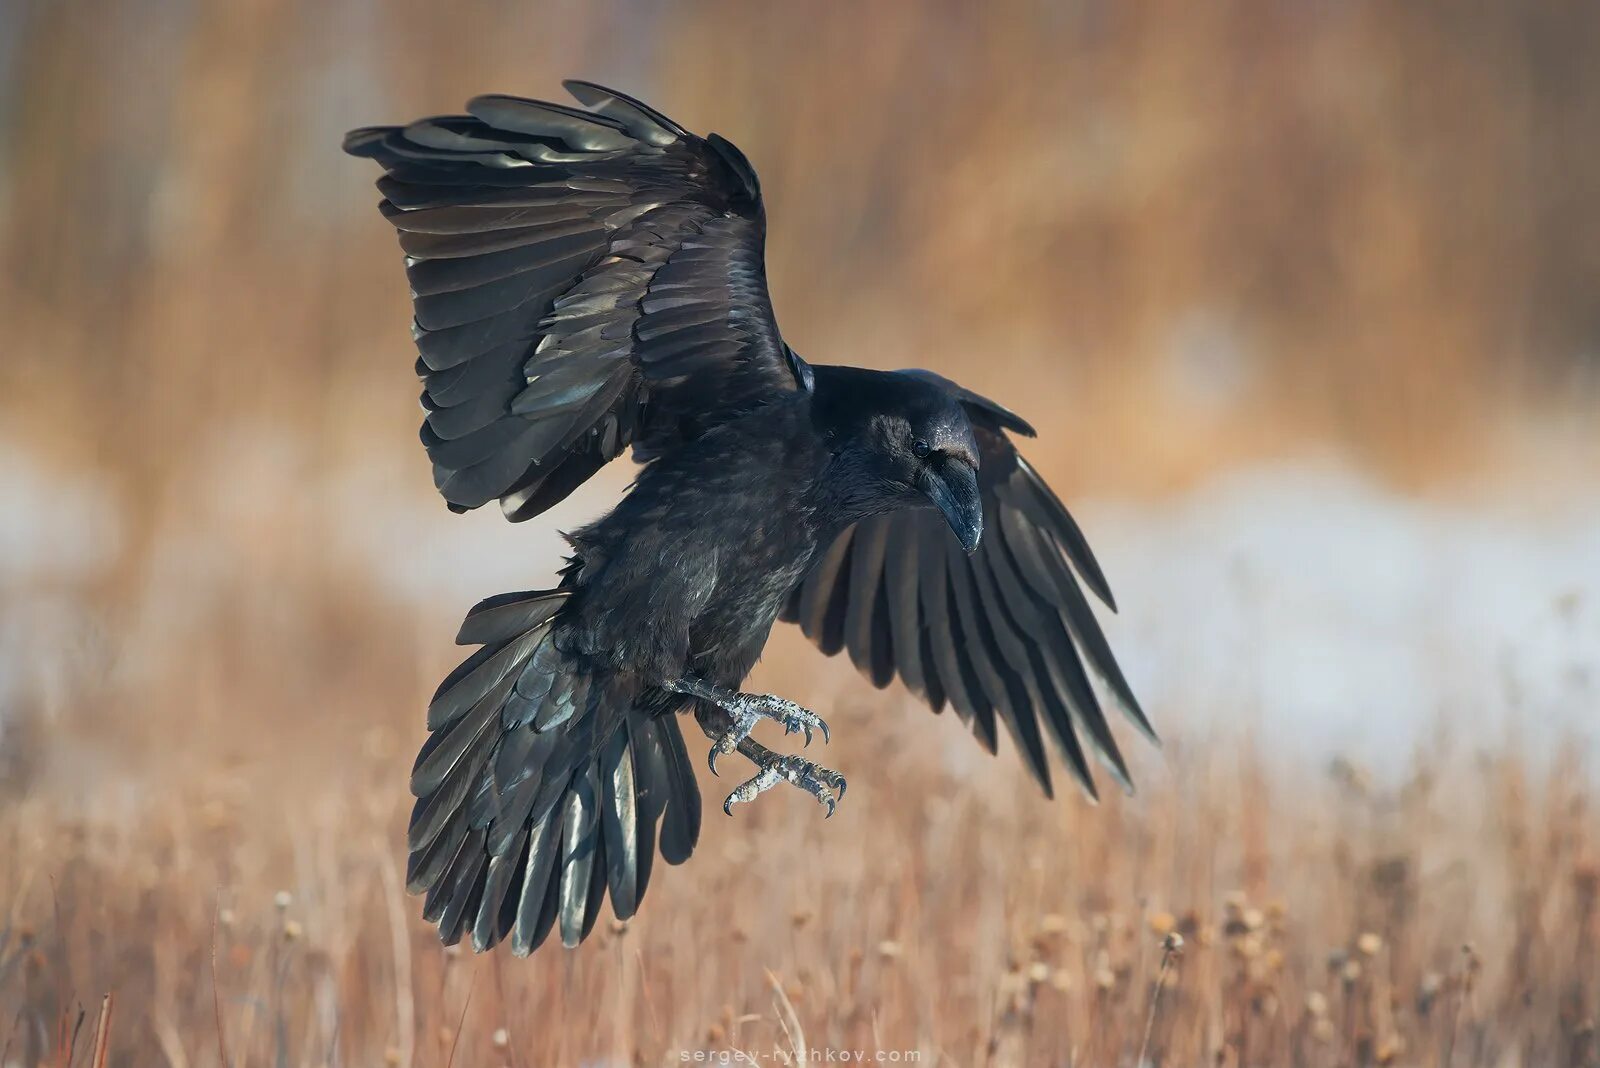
[810,366,984,552]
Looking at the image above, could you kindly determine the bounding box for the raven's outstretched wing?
[346,81,806,520]
[781,372,1155,801]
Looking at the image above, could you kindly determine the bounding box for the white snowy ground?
[1088,458,1599,771]
[2,444,1596,778]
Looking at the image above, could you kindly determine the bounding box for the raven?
[346,82,1153,954]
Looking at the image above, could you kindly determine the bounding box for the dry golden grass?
[4,668,1597,1066]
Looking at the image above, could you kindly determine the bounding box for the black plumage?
[347,81,1152,953]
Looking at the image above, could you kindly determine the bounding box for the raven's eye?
[912,439,932,459]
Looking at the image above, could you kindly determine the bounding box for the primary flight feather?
[346,81,1151,954]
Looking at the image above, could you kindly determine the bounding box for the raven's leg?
[669,676,830,772]
[720,736,847,818]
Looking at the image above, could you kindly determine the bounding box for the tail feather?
[472,827,528,950]
[406,806,467,893]
[426,629,545,731]
[600,724,641,919]
[412,671,508,794]
[653,712,702,865]
[456,588,571,645]
[510,810,564,954]
[407,587,702,953]
[557,764,602,947]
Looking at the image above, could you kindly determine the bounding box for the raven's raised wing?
[781,372,1155,800]
[346,81,806,520]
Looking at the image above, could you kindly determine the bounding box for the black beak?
[922,460,983,553]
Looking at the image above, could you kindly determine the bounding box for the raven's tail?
[406,587,702,953]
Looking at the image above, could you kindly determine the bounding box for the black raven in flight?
[345,82,1153,954]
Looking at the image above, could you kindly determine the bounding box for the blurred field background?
[3,1,1599,1065]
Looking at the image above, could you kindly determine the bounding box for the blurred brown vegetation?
[3,1,1599,1064]
[7,0,1600,499]
[5,720,1598,1066]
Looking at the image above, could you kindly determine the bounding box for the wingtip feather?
[343,125,394,157]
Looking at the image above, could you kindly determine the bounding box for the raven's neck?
[802,368,922,539]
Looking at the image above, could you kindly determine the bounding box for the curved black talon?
[721,752,845,817]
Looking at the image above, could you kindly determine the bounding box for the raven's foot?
[705,692,829,773]
[723,738,847,818]
[670,676,831,772]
